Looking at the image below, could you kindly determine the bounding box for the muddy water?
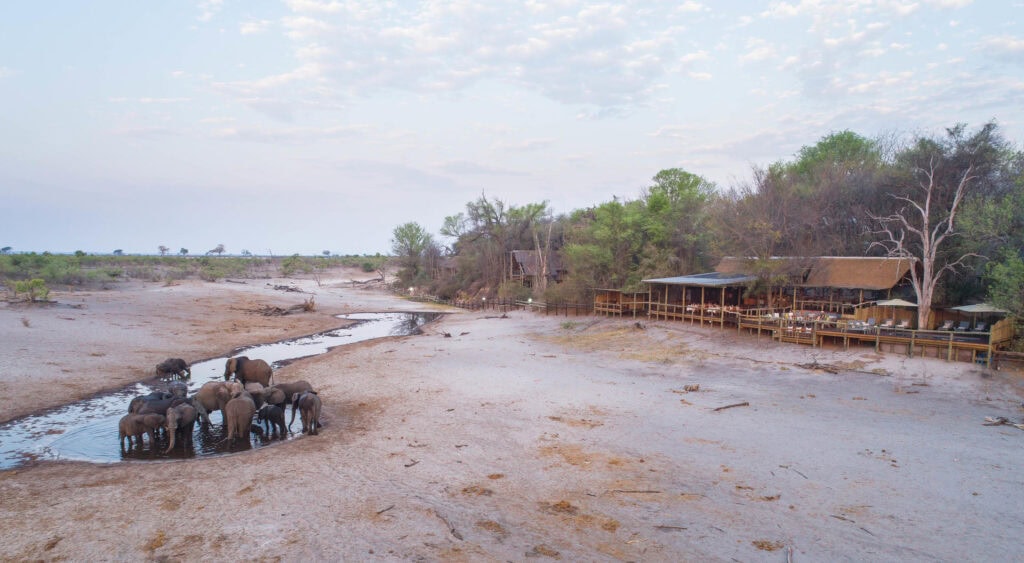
[0,312,439,470]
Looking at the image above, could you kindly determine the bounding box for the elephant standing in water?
[224,392,257,444]
[224,356,273,387]
[155,358,191,379]
[119,413,166,450]
[191,381,233,427]
[164,403,198,453]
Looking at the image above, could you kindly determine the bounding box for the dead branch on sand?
[713,401,750,412]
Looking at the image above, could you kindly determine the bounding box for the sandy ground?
[1,268,1023,561]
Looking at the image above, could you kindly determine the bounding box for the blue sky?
[2,1,1021,256]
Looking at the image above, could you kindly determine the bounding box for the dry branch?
[713,401,749,412]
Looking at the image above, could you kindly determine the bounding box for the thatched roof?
[716,256,914,290]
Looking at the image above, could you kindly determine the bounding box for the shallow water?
[0,312,439,470]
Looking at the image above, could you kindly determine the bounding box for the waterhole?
[0,312,439,470]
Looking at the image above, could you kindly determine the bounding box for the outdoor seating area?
[592,257,1016,367]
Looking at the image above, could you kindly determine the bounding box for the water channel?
[0,312,439,470]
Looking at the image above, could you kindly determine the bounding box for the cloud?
[283,16,334,40]
[210,124,367,143]
[739,38,778,64]
[436,160,527,176]
[980,35,1024,63]
[240,19,273,35]
[676,1,707,13]
[107,97,191,104]
[196,0,223,22]
[286,0,344,13]
[0,66,14,79]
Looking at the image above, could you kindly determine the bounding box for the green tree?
[391,222,435,287]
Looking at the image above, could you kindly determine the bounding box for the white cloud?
[283,16,333,40]
[679,50,709,64]
[0,66,14,79]
[240,19,272,35]
[689,71,712,81]
[981,35,1024,60]
[740,38,777,64]
[196,0,223,22]
[923,0,973,7]
[286,0,344,13]
[676,1,707,13]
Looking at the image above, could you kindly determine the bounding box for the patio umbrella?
[950,303,1008,328]
[875,298,917,325]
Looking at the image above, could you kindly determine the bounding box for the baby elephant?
[290,391,322,435]
[257,403,287,437]
[156,358,191,379]
[119,413,166,450]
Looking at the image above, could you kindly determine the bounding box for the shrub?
[14,278,50,301]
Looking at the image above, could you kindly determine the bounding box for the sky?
[2,1,1021,256]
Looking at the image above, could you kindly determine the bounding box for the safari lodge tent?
[640,256,916,327]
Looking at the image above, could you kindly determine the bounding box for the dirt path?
[1,274,1022,561]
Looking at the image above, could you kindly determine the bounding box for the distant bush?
[14,278,50,301]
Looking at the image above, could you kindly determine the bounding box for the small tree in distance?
[113,249,124,256]
[158,245,169,256]
[207,244,226,256]
[180,248,189,256]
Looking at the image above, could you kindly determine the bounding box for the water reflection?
[0,312,439,469]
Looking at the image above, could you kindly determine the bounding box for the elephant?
[128,391,172,414]
[168,381,188,399]
[262,380,314,408]
[119,413,166,450]
[191,381,233,426]
[224,392,257,443]
[289,391,322,435]
[135,396,187,418]
[155,358,191,379]
[224,356,273,387]
[164,403,198,453]
[244,382,265,409]
[257,403,287,437]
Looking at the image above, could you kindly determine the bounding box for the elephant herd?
[118,355,323,453]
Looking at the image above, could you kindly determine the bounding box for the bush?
[14,278,50,301]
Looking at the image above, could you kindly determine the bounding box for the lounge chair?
[954,321,970,332]
[866,318,877,329]
[974,321,988,332]
[895,319,910,330]
[938,320,955,331]
[879,318,895,329]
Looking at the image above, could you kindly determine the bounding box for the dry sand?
[1,268,1023,561]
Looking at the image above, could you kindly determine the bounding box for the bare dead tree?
[869,157,978,329]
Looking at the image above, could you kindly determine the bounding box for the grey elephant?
[119,413,166,450]
[224,356,273,387]
[155,358,191,379]
[290,391,322,435]
[257,403,287,437]
[262,380,314,408]
[164,403,198,453]
[168,381,188,399]
[224,391,257,444]
[244,382,265,409]
[191,381,233,426]
[128,391,172,415]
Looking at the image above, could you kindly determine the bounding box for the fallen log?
[713,401,749,412]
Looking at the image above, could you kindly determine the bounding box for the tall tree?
[869,123,1000,329]
[391,222,434,287]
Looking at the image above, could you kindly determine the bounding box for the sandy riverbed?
[1,269,1022,561]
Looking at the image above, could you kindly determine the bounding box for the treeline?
[392,122,1024,323]
[0,253,388,287]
